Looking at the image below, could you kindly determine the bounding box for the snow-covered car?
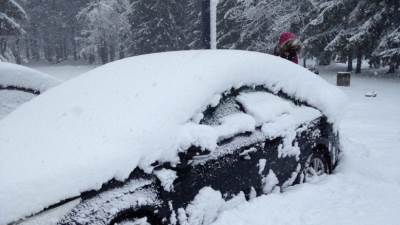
[0,50,346,225]
[0,62,60,119]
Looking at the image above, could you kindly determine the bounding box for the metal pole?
[210,0,218,49]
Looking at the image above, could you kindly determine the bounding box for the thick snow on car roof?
[0,62,60,93]
[0,50,346,225]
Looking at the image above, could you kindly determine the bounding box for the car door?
[170,92,269,204]
[235,89,323,190]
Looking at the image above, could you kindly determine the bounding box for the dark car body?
[56,85,340,225]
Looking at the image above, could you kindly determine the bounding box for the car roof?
[0,50,346,225]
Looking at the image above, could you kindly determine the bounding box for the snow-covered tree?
[320,0,386,72]
[302,0,359,65]
[128,0,187,55]
[301,0,400,74]
[371,1,400,73]
[0,0,27,62]
[0,0,26,36]
[77,0,132,64]
[183,0,204,49]
[217,0,246,49]
[18,0,89,63]
[218,0,313,52]
[3,0,398,73]
[374,27,400,73]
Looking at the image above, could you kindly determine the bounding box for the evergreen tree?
[128,0,186,55]
[1,0,398,73]
[77,0,131,64]
[184,0,204,49]
[302,0,359,65]
[0,0,27,62]
[19,0,89,63]
[217,0,245,49]
[217,0,313,52]
[303,0,399,73]
[322,0,386,72]
[0,0,26,36]
[374,27,400,73]
[372,0,400,73]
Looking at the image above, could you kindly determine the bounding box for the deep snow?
[8,58,400,225]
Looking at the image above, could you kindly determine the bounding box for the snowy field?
[22,62,400,225]
[25,61,97,81]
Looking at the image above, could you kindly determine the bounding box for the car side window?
[200,96,242,126]
[236,91,294,125]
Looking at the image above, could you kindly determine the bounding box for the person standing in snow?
[274,32,303,64]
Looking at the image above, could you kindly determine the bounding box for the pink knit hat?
[279,32,297,48]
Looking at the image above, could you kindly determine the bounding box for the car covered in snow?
[0,62,60,120]
[0,50,346,225]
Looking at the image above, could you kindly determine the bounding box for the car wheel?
[303,150,330,182]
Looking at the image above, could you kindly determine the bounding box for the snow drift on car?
[0,50,346,225]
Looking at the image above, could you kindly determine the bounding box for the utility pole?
[210,0,218,49]
[202,0,218,49]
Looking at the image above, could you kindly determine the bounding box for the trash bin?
[337,72,351,86]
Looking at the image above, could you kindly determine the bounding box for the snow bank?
[0,50,346,225]
[178,187,247,225]
[0,62,60,92]
[179,187,225,225]
[262,169,280,194]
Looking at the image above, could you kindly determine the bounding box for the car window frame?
[192,84,319,148]
[199,85,310,124]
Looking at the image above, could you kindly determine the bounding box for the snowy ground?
[21,62,400,225]
[25,61,97,81]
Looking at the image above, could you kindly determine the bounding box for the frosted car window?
[236,91,294,126]
[236,91,322,138]
[201,96,241,125]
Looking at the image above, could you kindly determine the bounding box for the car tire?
[303,149,331,182]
